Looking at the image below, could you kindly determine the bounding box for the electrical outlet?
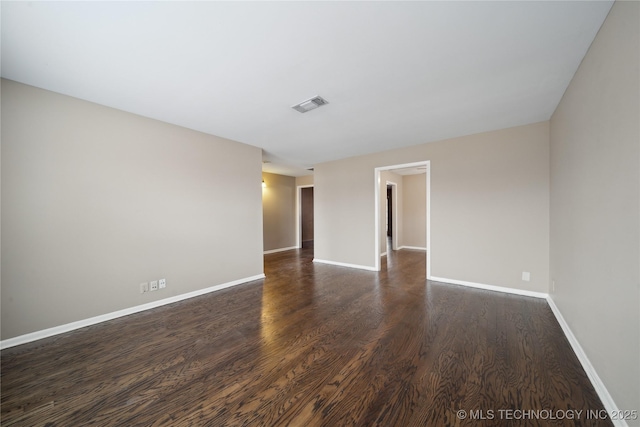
[159,278,166,289]
[150,280,158,291]
[140,282,149,294]
[522,272,531,282]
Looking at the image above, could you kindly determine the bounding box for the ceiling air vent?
[292,95,329,113]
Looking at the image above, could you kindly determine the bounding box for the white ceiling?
[1,1,613,176]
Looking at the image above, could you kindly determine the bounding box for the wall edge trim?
[428,276,548,299]
[0,273,266,350]
[263,246,298,255]
[312,258,378,272]
[546,296,627,427]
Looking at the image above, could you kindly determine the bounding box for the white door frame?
[374,161,430,278]
[296,185,314,248]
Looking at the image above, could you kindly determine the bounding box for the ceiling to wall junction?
[1,1,613,176]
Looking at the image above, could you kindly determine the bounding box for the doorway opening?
[297,185,314,250]
[383,182,398,257]
[374,161,430,277]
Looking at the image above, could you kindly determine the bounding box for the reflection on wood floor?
[1,246,611,426]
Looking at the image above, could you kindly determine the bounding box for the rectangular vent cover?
[292,96,329,113]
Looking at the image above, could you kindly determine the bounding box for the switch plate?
[140,282,149,294]
[150,280,158,291]
[522,272,531,282]
[159,278,166,289]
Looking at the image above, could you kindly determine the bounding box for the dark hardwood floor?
[1,247,611,426]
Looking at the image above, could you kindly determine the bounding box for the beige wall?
[262,172,296,251]
[315,121,549,292]
[295,174,314,187]
[402,173,427,249]
[1,79,265,340]
[549,0,639,414]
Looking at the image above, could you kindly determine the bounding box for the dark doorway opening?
[386,185,393,238]
[301,187,314,249]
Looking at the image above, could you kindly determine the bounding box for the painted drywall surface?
[315,163,377,268]
[402,174,427,249]
[262,172,296,251]
[1,79,264,339]
[549,1,639,414]
[295,175,314,187]
[315,121,549,292]
[379,170,403,255]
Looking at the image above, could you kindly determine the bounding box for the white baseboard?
[428,276,548,299]
[263,246,298,255]
[428,276,625,426]
[0,273,266,350]
[313,258,378,272]
[382,247,426,254]
[546,297,627,427]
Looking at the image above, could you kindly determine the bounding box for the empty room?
[1,1,638,426]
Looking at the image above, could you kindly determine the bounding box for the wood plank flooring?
[1,247,611,426]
